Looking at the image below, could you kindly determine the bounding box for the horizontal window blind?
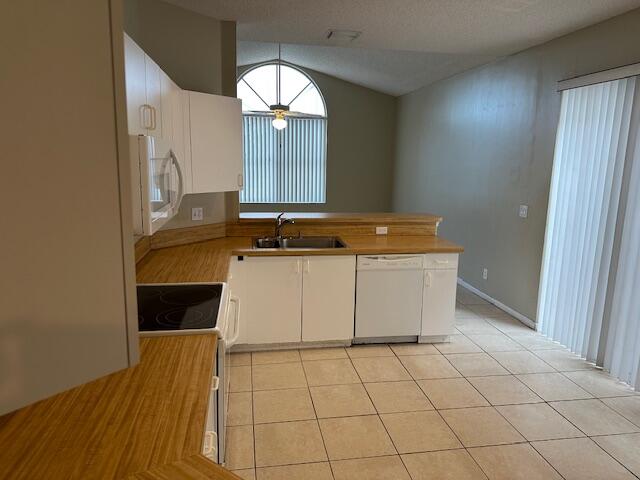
[240,115,327,204]
[537,77,636,360]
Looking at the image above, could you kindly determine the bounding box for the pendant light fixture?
[270,43,288,130]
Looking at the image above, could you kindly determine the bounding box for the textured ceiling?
[165,0,640,95]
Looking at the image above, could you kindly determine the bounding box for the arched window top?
[237,63,326,117]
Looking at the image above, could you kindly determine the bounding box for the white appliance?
[420,254,458,341]
[355,255,424,339]
[130,135,184,235]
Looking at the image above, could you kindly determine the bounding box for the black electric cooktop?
[137,283,223,332]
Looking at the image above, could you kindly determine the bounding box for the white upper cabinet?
[186,91,244,193]
[123,34,146,135]
[302,256,356,342]
[2,0,138,414]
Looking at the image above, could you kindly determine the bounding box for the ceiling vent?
[326,29,362,43]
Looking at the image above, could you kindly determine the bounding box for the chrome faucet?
[274,213,295,238]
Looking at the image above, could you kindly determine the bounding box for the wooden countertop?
[232,235,463,256]
[0,233,461,479]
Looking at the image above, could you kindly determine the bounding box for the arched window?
[237,63,327,204]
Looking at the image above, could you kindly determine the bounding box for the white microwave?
[130,135,184,235]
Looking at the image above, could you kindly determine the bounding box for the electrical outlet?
[482,268,488,280]
[519,204,529,218]
[191,207,204,221]
[375,226,388,235]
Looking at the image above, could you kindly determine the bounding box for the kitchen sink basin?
[253,236,346,249]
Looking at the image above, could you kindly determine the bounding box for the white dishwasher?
[355,255,424,340]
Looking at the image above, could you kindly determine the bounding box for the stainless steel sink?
[253,236,346,249]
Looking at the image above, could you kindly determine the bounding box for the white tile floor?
[226,287,640,480]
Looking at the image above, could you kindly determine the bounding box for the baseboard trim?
[457,278,537,330]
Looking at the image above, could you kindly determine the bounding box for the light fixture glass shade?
[272,112,287,130]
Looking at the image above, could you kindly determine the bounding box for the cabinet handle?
[211,375,220,391]
[237,173,243,187]
[150,106,157,131]
[303,258,310,274]
[424,270,432,287]
[294,259,301,274]
[140,104,152,129]
[203,431,218,456]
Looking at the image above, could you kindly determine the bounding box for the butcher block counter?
[0,212,462,480]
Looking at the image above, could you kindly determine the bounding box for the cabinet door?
[421,268,457,338]
[123,34,146,135]
[144,55,162,137]
[2,0,138,414]
[188,91,243,193]
[244,257,302,344]
[302,256,356,342]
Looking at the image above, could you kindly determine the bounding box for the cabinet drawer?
[423,254,458,270]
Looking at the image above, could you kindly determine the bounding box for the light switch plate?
[519,205,529,218]
[191,207,204,221]
[482,268,488,280]
[376,226,388,235]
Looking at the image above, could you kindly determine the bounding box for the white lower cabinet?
[243,257,303,344]
[233,255,356,345]
[302,256,356,342]
[421,254,459,339]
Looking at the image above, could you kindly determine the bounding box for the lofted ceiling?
[165,0,640,95]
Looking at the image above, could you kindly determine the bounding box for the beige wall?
[240,65,397,213]
[393,8,640,321]
[124,0,236,228]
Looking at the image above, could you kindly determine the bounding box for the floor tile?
[252,349,301,365]
[252,362,307,391]
[456,318,501,335]
[490,351,555,374]
[256,462,333,480]
[319,415,395,460]
[532,437,635,480]
[331,455,411,480]
[440,406,525,447]
[466,334,524,352]
[310,383,376,418]
[352,356,412,382]
[563,370,637,398]
[230,365,252,392]
[470,304,510,318]
[230,352,252,366]
[303,359,360,386]
[549,399,639,436]
[455,304,481,319]
[399,354,461,379]
[380,410,461,453]
[254,420,327,467]
[533,349,593,371]
[496,403,583,441]
[228,392,253,426]
[444,353,509,377]
[253,388,315,424]
[390,342,440,355]
[516,372,593,401]
[468,375,542,405]
[232,469,256,480]
[509,334,565,350]
[226,425,255,470]
[593,433,640,477]
[435,334,483,354]
[402,450,488,480]
[364,381,433,413]
[485,317,534,335]
[300,347,348,361]
[602,396,640,427]
[418,378,489,409]
[457,288,490,306]
[469,443,562,480]
[347,344,394,358]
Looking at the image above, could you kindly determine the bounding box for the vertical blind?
[240,115,327,204]
[538,77,636,360]
[603,121,640,389]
